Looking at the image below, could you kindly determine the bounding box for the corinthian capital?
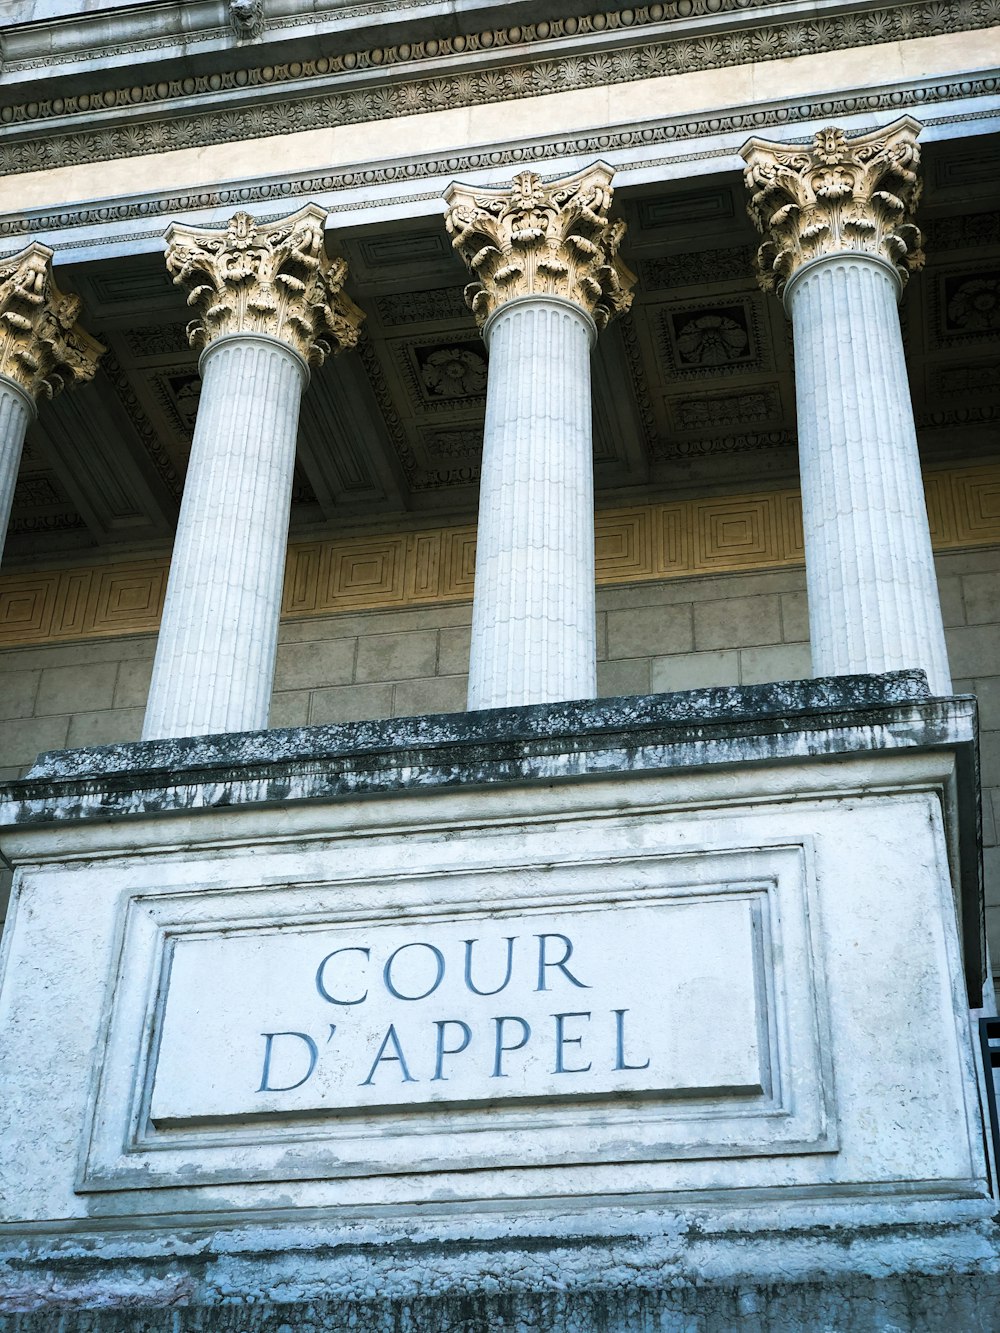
[164,204,364,367]
[444,162,635,330]
[0,243,103,403]
[741,117,925,299]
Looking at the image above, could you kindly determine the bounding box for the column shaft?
[142,335,306,739]
[788,255,951,695]
[468,298,596,710]
[0,378,33,560]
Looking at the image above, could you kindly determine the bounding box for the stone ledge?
[0,669,976,831]
[17,669,937,786]
[0,671,985,1006]
[1,1214,1000,1330]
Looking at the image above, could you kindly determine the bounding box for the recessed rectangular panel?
[81,842,831,1192]
[150,897,764,1125]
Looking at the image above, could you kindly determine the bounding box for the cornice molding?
[3,77,996,249]
[0,1,995,177]
[0,0,846,79]
[0,0,510,75]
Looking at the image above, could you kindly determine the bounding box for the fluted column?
[142,206,363,739]
[742,118,951,696]
[0,244,103,561]
[445,164,634,709]
[471,296,596,706]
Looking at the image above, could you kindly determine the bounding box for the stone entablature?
[0,243,103,404]
[164,205,364,367]
[445,164,635,329]
[741,118,925,299]
[0,3,994,183]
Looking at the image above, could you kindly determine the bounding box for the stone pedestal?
[469,296,597,708]
[141,205,363,739]
[742,119,951,695]
[445,164,634,709]
[0,675,995,1327]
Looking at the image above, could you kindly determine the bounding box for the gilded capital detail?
[164,204,364,366]
[0,243,104,402]
[741,117,925,299]
[444,163,635,330]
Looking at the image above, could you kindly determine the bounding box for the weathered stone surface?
[14,670,936,789]
[3,1271,1000,1330]
[0,670,992,1327]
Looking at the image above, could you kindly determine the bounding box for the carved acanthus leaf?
[0,243,104,402]
[444,163,635,330]
[741,117,925,298]
[164,204,364,367]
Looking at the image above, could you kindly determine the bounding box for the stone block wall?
[1,549,999,989]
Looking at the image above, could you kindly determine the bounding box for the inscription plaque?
[82,841,832,1191]
[150,896,766,1123]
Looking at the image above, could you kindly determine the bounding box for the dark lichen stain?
[0,673,950,824]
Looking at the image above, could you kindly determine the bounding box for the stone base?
[0,675,996,1330]
[3,1209,1000,1330]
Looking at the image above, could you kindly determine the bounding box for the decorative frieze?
[3,462,999,649]
[3,79,997,246]
[164,205,364,366]
[0,243,103,401]
[741,119,925,298]
[444,164,635,329]
[0,3,994,176]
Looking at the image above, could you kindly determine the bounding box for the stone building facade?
[0,1,999,1328]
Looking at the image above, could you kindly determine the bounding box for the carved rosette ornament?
[741,117,925,300]
[164,204,364,368]
[444,163,635,330]
[0,242,103,403]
